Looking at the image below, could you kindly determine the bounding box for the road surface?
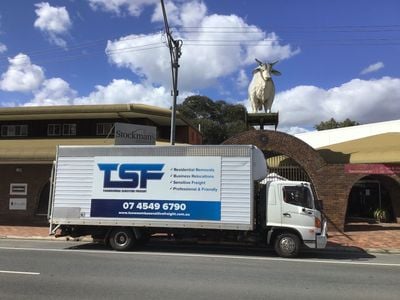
[0,239,399,300]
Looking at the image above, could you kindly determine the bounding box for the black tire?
[109,227,136,251]
[274,233,300,258]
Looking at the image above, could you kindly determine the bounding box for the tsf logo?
[98,163,164,189]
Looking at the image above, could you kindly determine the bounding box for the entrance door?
[36,182,50,215]
[347,180,381,220]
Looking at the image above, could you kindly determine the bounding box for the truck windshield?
[283,186,313,209]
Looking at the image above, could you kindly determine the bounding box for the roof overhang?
[0,138,186,164]
[0,103,188,127]
[317,133,400,164]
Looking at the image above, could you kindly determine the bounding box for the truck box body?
[50,145,268,231]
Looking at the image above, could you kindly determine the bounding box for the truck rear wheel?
[109,228,136,251]
[274,233,300,258]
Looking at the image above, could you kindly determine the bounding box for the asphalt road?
[0,239,399,300]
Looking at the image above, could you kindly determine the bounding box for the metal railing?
[266,155,311,182]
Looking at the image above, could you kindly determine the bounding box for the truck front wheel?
[109,228,136,251]
[274,233,300,258]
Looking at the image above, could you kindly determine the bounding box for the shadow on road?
[66,238,376,261]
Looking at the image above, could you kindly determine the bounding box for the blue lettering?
[119,164,140,188]
[98,163,164,189]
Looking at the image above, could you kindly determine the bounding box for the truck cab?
[262,177,328,257]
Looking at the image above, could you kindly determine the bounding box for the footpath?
[0,223,400,254]
[327,222,400,254]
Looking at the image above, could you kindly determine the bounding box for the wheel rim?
[279,237,296,254]
[115,232,128,247]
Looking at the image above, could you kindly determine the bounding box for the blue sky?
[0,0,399,133]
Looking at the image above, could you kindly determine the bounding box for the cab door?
[280,183,317,241]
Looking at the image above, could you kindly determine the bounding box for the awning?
[0,138,177,163]
[317,133,400,164]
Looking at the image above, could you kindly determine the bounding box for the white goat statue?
[248,59,281,113]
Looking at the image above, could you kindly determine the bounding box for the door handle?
[283,213,291,217]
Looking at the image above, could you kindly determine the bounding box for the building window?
[96,123,114,136]
[47,124,62,136]
[62,124,77,136]
[1,125,28,137]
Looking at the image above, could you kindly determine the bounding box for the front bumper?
[316,219,328,249]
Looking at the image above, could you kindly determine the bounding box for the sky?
[0,0,399,133]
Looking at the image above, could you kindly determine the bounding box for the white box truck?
[48,144,327,258]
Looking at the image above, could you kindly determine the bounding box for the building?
[224,120,400,231]
[0,104,202,225]
[297,121,400,228]
[1,101,398,233]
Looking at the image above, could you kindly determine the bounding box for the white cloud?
[0,53,45,92]
[34,2,72,47]
[151,0,207,27]
[0,53,76,106]
[281,126,311,135]
[106,1,299,92]
[236,69,249,90]
[88,0,158,17]
[272,77,400,131]
[25,78,77,106]
[21,76,188,109]
[361,61,384,75]
[74,78,191,107]
[106,33,171,83]
[243,31,301,64]
[180,1,207,27]
[0,52,188,109]
[151,0,180,24]
[0,42,7,53]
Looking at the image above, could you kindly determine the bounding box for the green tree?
[315,118,360,131]
[177,95,248,144]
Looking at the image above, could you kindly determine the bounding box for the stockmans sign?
[114,123,156,145]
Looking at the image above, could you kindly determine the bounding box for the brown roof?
[0,103,192,128]
[317,133,400,164]
[0,138,179,163]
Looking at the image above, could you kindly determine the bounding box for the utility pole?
[160,0,182,145]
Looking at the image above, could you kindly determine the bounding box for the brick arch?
[222,130,350,230]
[222,130,327,186]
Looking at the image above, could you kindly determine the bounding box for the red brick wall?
[313,165,361,230]
[188,126,203,145]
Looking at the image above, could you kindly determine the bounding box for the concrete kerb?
[362,248,400,255]
[319,246,400,255]
[0,235,94,242]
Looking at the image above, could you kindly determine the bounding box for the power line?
[0,32,163,62]
[0,43,166,69]
[175,24,400,33]
[106,43,164,55]
[184,42,400,47]
[0,23,398,69]
[4,23,396,63]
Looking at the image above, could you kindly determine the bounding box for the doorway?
[346,176,395,223]
[36,181,50,216]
